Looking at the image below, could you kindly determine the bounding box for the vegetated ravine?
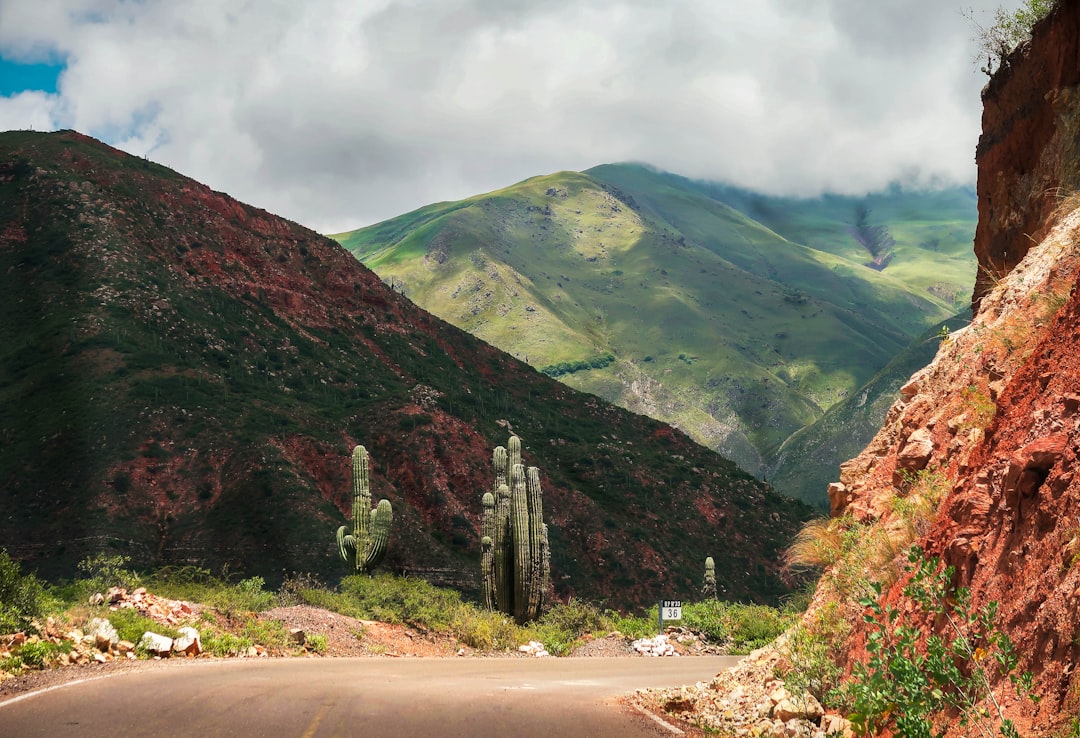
[333,163,977,507]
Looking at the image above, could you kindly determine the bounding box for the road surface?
[0,656,739,737]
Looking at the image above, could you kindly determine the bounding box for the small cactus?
[336,445,393,574]
[702,556,717,600]
[481,435,550,624]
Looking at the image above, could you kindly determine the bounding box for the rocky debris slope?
[98,586,201,625]
[631,643,850,738]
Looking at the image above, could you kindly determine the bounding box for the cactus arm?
[494,483,512,612]
[493,446,508,491]
[364,499,393,570]
[703,556,717,600]
[508,436,521,476]
[337,526,355,562]
[353,446,372,562]
[481,536,495,611]
[539,524,550,613]
[525,466,546,620]
[510,464,532,624]
[481,492,496,610]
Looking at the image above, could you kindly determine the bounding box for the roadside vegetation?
[780,468,1038,737]
[0,551,796,677]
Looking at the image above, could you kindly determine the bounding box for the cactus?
[480,435,550,624]
[336,445,393,574]
[702,556,717,600]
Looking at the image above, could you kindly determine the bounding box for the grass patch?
[106,607,181,646]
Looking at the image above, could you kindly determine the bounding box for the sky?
[0,0,1012,234]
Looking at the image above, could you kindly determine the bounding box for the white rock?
[85,618,119,651]
[139,632,173,657]
[173,627,202,656]
[517,640,550,657]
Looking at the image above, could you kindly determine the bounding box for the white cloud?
[0,90,61,131]
[0,0,1006,232]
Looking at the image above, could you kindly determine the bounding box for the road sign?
[661,600,682,621]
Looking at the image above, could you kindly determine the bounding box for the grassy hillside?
[0,131,813,609]
[333,165,977,504]
[767,311,971,509]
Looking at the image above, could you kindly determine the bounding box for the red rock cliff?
[820,1,1080,732]
[974,0,1080,306]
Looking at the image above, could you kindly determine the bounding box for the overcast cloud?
[0,0,1005,232]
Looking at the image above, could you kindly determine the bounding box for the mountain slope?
[333,167,976,502]
[0,130,812,609]
[767,311,970,510]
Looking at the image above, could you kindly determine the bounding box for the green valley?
[333,164,977,506]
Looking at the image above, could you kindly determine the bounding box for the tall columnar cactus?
[480,435,550,624]
[702,556,717,600]
[336,445,393,574]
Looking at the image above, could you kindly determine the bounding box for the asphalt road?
[0,656,739,738]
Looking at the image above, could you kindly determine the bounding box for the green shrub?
[841,547,1037,738]
[0,550,45,633]
[606,609,656,640]
[779,601,851,705]
[142,565,217,602]
[18,639,70,668]
[338,574,464,630]
[240,617,292,651]
[1,655,24,674]
[276,572,326,607]
[201,630,252,657]
[75,553,141,601]
[306,633,329,654]
[537,599,611,636]
[679,600,793,654]
[966,0,1056,74]
[206,577,275,615]
[525,599,615,655]
[449,607,526,651]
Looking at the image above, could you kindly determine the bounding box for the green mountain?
[332,164,977,505]
[0,131,813,609]
[768,311,971,510]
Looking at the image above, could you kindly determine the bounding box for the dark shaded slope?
[0,130,811,608]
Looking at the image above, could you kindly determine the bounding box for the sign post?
[658,599,682,633]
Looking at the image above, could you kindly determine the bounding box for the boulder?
[139,632,174,657]
[85,618,119,651]
[896,428,934,472]
[173,627,202,656]
[773,694,824,722]
[826,482,849,517]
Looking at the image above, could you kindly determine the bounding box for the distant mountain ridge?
[333,164,977,505]
[0,130,812,608]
